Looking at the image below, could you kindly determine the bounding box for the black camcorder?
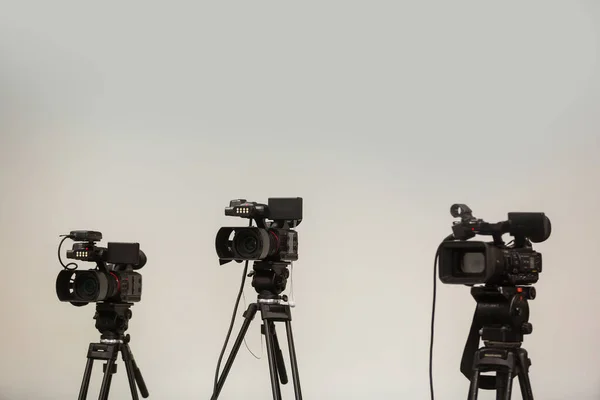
[216,197,302,265]
[56,230,146,306]
[438,204,551,286]
[437,205,553,394]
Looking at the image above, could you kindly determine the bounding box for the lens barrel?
[216,226,298,264]
[438,241,498,285]
[232,228,278,260]
[74,271,118,302]
[56,269,119,304]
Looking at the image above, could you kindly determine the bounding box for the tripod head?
[92,302,135,342]
[473,285,535,344]
[248,261,290,300]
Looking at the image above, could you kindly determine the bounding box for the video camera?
[438,204,551,286]
[210,198,305,399]
[435,205,552,397]
[215,197,302,266]
[56,230,146,306]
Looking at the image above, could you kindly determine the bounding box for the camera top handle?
[449,203,551,247]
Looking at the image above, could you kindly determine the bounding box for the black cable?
[429,248,439,400]
[212,220,253,396]
[430,235,454,400]
[58,235,78,270]
[213,260,249,394]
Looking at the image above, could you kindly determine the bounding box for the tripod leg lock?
[102,363,118,374]
[242,303,259,320]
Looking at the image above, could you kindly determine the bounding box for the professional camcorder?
[435,205,552,398]
[211,198,304,400]
[56,230,146,306]
[438,204,551,286]
[216,198,302,266]
[56,231,150,399]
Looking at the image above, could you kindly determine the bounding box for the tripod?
[78,302,149,400]
[461,285,536,400]
[211,262,302,400]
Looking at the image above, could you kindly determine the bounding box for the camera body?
[216,198,302,265]
[56,230,146,306]
[216,227,298,263]
[439,241,542,286]
[438,204,550,286]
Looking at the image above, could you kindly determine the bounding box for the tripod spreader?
[468,346,534,399]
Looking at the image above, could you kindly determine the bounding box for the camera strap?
[460,310,497,390]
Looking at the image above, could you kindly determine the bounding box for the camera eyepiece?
[450,204,473,218]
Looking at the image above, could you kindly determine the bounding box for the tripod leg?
[503,371,514,400]
[264,321,283,400]
[467,370,479,400]
[495,373,506,400]
[517,372,534,400]
[270,324,289,385]
[124,344,149,398]
[285,320,303,400]
[516,351,534,400]
[495,371,513,400]
[97,358,116,400]
[211,303,259,400]
[78,357,94,400]
[121,348,140,400]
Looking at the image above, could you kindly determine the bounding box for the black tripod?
[211,262,302,400]
[78,302,149,400]
[461,285,536,400]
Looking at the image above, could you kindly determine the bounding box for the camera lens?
[74,272,101,301]
[234,229,262,259]
[72,271,119,302]
[242,236,258,253]
[231,228,281,261]
[461,252,485,274]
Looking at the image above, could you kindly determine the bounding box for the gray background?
[1,1,599,399]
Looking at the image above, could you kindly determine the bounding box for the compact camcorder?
[438,204,551,286]
[56,230,146,306]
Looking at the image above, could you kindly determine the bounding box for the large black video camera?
[436,205,553,395]
[438,204,551,286]
[56,230,146,306]
[216,198,302,265]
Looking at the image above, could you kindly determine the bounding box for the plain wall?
[1,1,599,399]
